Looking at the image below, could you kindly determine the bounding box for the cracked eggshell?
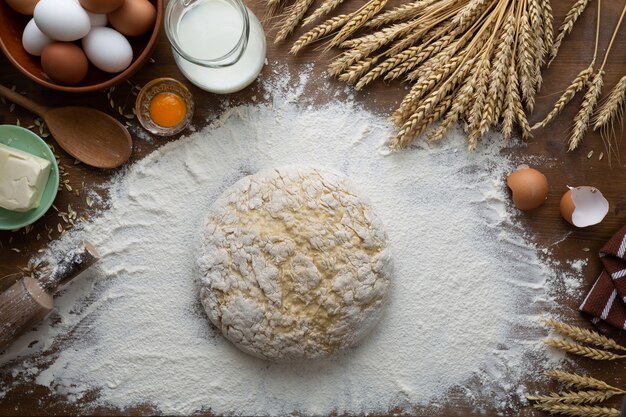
[506,165,549,211]
[560,186,609,228]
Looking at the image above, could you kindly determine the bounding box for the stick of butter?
[0,144,52,212]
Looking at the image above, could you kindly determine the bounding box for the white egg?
[34,0,91,42]
[22,19,52,56]
[82,27,133,73]
[86,11,107,27]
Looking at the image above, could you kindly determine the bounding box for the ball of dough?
[198,166,392,362]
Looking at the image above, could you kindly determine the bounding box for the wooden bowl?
[0,0,163,93]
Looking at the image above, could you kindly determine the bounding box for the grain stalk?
[527,390,623,405]
[543,319,626,352]
[291,14,352,54]
[328,0,389,47]
[570,0,624,151]
[545,370,624,392]
[550,0,591,65]
[532,403,619,417]
[533,0,600,130]
[274,0,316,43]
[302,0,345,26]
[545,339,626,361]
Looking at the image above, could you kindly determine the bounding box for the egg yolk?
[149,93,187,127]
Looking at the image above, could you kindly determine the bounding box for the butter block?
[0,144,52,212]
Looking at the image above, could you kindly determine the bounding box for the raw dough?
[198,166,392,362]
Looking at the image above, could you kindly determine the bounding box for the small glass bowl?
[135,78,194,136]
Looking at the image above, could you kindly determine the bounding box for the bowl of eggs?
[0,0,163,92]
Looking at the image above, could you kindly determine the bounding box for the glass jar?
[165,0,267,94]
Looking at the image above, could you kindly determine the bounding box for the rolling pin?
[0,240,100,351]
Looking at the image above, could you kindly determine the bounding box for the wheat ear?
[291,14,351,54]
[367,0,439,28]
[301,0,345,26]
[545,338,626,361]
[543,320,626,352]
[266,0,285,16]
[593,74,626,130]
[549,0,591,65]
[274,0,316,43]
[569,71,604,151]
[328,0,389,48]
[545,370,625,392]
[532,65,594,130]
[339,56,379,84]
[527,390,623,405]
[532,403,619,417]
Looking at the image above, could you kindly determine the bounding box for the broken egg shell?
[560,186,609,228]
[506,166,549,211]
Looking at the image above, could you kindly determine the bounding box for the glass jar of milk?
[165,0,266,94]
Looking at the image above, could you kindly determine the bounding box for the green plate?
[0,125,59,231]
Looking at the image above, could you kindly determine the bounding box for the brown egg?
[5,0,39,15]
[41,43,89,85]
[108,0,156,37]
[79,0,124,13]
[506,166,549,211]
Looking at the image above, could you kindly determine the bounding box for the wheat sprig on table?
[291,14,352,54]
[545,338,626,361]
[570,70,604,151]
[533,65,594,130]
[329,0,389,47]
[543,320,626,352]
[550,0,591,65]
[545,370,625,393]
[532,403,620,417]
[593,74,626,130]
[275,0,317,43]
[364,0,435,28]
[301,0,345,26]
[527,390,623,405]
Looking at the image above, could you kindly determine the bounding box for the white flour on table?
[0,71,576,415]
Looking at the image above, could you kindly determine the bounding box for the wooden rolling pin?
[0,241,100,351]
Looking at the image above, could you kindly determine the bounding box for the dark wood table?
[1,0,626,415]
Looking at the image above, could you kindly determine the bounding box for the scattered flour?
[0,72,582,415]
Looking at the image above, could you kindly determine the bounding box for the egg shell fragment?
[41,42,89,85]
[506,166,549,211]
[22,18,52,56]
[108,0,157,36]
[82,27,133,73]
[560,186,609,228]
[34,0,91,42]
[5,0,39,15]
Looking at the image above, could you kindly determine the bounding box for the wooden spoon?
[0,84,132,169]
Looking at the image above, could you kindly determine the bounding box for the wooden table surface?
[1,0,626,415]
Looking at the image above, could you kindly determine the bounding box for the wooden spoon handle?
[0,84,49,118]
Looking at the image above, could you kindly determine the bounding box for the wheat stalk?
[527,390,623,405]
[569,70,604,151]
[532,65,594,130]
[302,0,345,26]
[267,0,285,16]
[328,0,389,48]
[593,74,626,130]
[274,0,316,43]
[291,14,352,54]
[365,0,435,28]
[549,0,591,65]
[532,403,619,417]
[545,370,625,392]
[339,56,379,84]
[543,320,626,352]
[517,0,539,111]
[541,0,554,53]
[545,338,626,361]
